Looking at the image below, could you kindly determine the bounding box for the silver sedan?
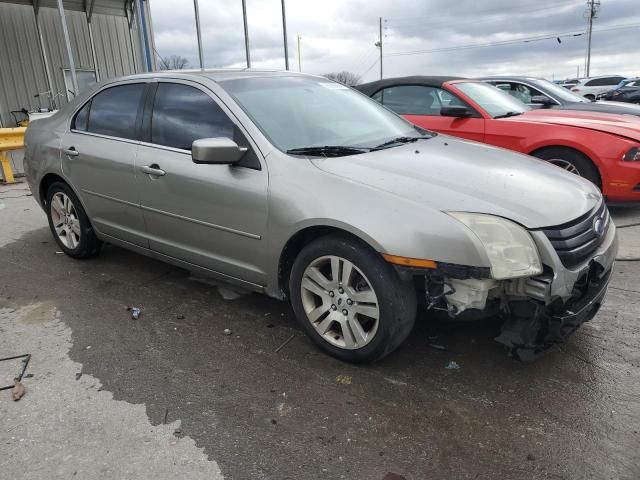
[24,71,617,362]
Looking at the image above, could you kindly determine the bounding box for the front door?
[61,82,148,247]
[135,81,269,286]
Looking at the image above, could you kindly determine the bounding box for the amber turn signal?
[382,254,437,269]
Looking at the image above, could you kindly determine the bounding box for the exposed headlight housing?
[623,147,640,162]
[448,212,542,280]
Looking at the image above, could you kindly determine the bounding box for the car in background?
[569,75,627,100]
[597,78,640,103]
[559,78,581,89]
[480,76,640,117]
[356,76,640,203]
[24,70,617,362]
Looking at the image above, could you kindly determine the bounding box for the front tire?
[289,234,416,363]
[46,182,101,258]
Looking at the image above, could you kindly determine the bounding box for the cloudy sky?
[148,0,640,83]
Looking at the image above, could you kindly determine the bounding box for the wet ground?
[1,182,639,480]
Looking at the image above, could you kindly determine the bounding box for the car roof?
[478,76,546,83]
[355,76,467,95]
[106,69,319,84]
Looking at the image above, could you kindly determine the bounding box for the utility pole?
[281,0,289,70]
[297,34,302,72]
[241,0,251,68]
[584,0,600,77]
[374,17,383,79]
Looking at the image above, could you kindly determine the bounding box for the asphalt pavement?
[1,181,639,480]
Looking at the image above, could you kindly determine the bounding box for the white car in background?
[569,75,627,100]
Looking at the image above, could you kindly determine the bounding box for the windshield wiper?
[286,146,369,157]
[494,111,523,119]
[371,136,421,151]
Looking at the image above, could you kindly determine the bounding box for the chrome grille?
[541,201,610,268]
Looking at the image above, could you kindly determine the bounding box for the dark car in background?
[597,78,640,103]
[480,76,640,117]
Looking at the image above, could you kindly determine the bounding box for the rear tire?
[46,182,102,259]
[289,234,416,363]
[532,147,601,189]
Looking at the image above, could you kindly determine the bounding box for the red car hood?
[506,109,640,142]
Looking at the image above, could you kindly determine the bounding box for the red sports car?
[357,76,640,203]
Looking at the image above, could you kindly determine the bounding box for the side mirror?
[192,137,248,165]
[530,95,554,106]
[440,105,472,118]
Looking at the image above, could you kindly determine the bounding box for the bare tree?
[158,54,190,71]
[324,71,361,86]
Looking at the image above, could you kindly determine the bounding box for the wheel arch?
[528,144,602,184]
[277,224,383,299]
[38,173,94,225]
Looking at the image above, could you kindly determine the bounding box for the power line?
[385,22,640,58]
[384,1,584,27]
[358,57,380,78]
[584,0,601,77]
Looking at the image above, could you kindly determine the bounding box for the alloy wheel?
[50,192,81,249]
[548,158,581,175]
[300,255,380,350]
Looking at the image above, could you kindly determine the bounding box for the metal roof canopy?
[0,0,151,109]
[1,0,127,17]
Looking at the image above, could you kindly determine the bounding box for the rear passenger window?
[151,83,234,150]
[86,84,145,140]
[73,102,90,131]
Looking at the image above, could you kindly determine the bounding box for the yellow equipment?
[0,127,26,184]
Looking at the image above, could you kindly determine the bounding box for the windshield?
[454,81,530,118]
[535,79,589,103]
[219,76,427,152]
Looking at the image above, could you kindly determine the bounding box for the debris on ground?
[275,333,295,352]
[336,375,352,385]
[445,361,461,370]
[127,307,142,320]
[527,453,536,461]
[428,343,446,351]
[217,287,242,300]
[11,380,25,401]
[383,473,407,480]
[176,314,185,320]
[223,328,232,336]
[55,251,64,255]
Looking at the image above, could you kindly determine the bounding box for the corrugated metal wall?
[0,2,144,177]
[0,3,144,128]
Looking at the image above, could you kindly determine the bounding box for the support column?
[85,0,100,82]
[56,0,79,96]
[193,0,204,70]
[33,0,55,109]
[125,1,139,71]
[134,0,152,71]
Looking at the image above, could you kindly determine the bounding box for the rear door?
[135,80,269,286]
[375,85,485,142]
[61,82,149,247]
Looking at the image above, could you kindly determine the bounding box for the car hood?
[512,109,640,141]
[557,100,640,117]
[311,137,601,229]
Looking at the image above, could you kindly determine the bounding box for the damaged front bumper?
[401,211,618,361]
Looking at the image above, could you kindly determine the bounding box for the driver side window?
[379,85,461,116]
[494,83,543,104]
[151,83,234,151]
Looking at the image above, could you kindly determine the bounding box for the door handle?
[63,146,79,157]
[141,164,166,176]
